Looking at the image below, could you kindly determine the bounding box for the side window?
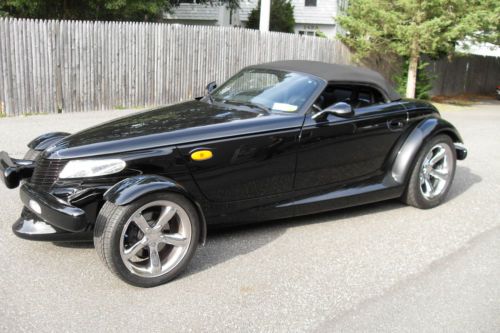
[315,84,386,110]
[332,88,352,102]
[315,85,353,109]
[355,87,385,108]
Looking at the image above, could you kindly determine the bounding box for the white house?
[456,39,500,58]
[164,1,241,26]
[239,0,344,37]
[165,0,347,38]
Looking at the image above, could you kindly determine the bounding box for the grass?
[114,105,146,110]
[0,112,52,118]
[431,94,496,106]
[24,112,48,116]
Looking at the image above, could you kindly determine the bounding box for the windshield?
[210,69,321,113]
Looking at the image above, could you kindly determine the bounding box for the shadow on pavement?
[184,199,405,278]
[447,166,482,202]
[52,166,480,278]
[52,241,93,248]
[185,167,480,277]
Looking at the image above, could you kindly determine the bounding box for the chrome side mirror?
[312,102,354,121]
[206,81,217,94]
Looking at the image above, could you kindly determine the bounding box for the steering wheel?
[353,98,371,108]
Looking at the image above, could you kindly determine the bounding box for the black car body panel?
[0,60,467,243]
[45,101,302,159]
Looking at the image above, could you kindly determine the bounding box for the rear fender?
[104,175,207,245]
[390,117,466,185]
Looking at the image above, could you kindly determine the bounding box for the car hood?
[45,100,302,159]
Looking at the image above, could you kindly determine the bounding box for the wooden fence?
[427,54,500,96]
[0,18,352,116]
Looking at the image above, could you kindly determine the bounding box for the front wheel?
[402,135,456,209]
[94,192,200,287]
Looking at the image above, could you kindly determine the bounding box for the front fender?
[391,117,466,184]
[28,132,71,151]
[103,175,207,245]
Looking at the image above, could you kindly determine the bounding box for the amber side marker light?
[191,150,213,161]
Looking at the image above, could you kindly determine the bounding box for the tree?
[0,0,240,22]
[337,0,499,98]
[247,0,295,33]
[0,0,171,21]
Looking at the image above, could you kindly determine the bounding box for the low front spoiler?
[13,208,92,242]
[19,183,88,232]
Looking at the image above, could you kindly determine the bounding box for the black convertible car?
[0,61,467,287]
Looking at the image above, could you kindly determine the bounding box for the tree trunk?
[406,39,420,99]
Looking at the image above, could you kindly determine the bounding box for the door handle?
[387,119,405,131]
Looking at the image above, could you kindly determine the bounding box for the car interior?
[315,84,386,110]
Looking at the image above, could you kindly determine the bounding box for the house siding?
[166,0,340,37]
[239,0,338,25]
[165,4,221,22]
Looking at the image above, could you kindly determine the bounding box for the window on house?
[299,30,315,36]
[305,0,317,7]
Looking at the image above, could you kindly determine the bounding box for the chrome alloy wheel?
[419,143,453,200]
[119,200,192,278]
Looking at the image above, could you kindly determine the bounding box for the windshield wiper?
[203,94,214,104]
[225,100,271,113]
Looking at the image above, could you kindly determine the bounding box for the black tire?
[401,134,456,209]
[94,192,200,287]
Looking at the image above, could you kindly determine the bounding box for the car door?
[177,116,302,203]
[294,85,408,190]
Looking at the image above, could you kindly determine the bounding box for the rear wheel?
[94,192,199,287]
[402,135,456,209]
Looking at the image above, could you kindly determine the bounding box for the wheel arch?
[103,175,207,245]
[390,117,464,185]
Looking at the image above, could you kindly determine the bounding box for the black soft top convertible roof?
[248,60,401,102]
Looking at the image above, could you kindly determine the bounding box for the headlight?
[59,159,126,179]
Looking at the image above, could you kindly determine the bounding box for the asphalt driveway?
[0,101,499,332]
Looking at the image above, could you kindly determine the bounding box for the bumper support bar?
[454,142,468,160]
[0,151,35,189]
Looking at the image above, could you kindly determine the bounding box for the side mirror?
[312,102,354,121]
[206,81,217,94]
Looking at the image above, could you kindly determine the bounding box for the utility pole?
[259,0,271,32]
